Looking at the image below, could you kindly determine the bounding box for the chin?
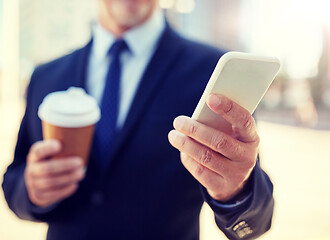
[111,0,154,28]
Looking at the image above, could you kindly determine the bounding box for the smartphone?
[192,51,280,135]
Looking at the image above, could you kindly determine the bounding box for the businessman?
[2,0,274,239]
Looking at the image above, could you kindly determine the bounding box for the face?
[98,0,158,34]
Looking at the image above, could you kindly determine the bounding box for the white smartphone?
[192,51,280,135]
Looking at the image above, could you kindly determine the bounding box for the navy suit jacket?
[2,25,274,240]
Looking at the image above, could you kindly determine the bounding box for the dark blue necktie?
[94,39,128,168]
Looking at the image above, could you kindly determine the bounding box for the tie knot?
[108,39,128,57]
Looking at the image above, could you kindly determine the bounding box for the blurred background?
[0,0,329,239]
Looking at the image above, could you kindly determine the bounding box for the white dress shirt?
[86,8,166,129]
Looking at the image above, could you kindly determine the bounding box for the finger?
[173,116,248,161]
[34,183,78,207]
[30,157,83,177]
[207,94,259,143]
[180,152,225,197]
[168,130,232,176]
[33,167,85,191]
[28,140,62,162]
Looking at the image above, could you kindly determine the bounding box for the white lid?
[38,87,101,128]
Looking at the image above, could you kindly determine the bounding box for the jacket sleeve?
[201,158,274,240]
[2,69,58,222]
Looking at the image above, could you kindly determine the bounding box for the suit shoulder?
[167,31,226,77]
[185,38,224,57]
[28,41,91,93]
[33,47,84,77]
[177,34,226,62]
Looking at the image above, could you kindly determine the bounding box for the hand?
[168,94,259,202]
[25,139,85,207]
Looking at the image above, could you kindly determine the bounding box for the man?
[2,0,274,239]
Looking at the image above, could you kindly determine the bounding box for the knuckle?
[215,134,228,150]
[33,146,45,160]
[34,178,46,190]
[195,164,205,176]
[41,164,52,176]
[189,123,198,135]
[241,115,253,129]
[41,178,53,189]
[178,136,187,149]
[52,176,69,187]
[53,176,64,186]
[223,100,233,114]
[216,159,226,173]
[63,160,75,170]
[200,148,213,165]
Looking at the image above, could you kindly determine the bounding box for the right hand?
[25,139,86,207]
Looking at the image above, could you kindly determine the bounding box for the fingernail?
[173,116,185,130]
[208,94,221,108]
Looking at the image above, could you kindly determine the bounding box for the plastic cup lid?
[38,87,101,128]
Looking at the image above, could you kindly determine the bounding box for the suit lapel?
[70,39,93,89]
[105,26,183,169]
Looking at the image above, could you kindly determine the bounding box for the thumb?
[27,139,62,163]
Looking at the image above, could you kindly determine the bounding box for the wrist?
[209,176,253,204]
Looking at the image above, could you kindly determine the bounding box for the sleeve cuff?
[30,201,59,214]
[200,170,254,215]
[208,191,252,209]
[200,185,253,214]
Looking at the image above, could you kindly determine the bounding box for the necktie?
[93,39,128,168]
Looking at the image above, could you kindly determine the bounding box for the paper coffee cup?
[38,87,100,165]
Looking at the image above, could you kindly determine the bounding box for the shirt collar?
[91,7,165,60]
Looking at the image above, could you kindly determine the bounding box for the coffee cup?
[38,87,100,166]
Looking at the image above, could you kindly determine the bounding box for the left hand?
[168,94,259,202]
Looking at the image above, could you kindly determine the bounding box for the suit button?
[237,227,253,238]
[233,221,253,238]
[91,191,104,206]
[233,221,247,231]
